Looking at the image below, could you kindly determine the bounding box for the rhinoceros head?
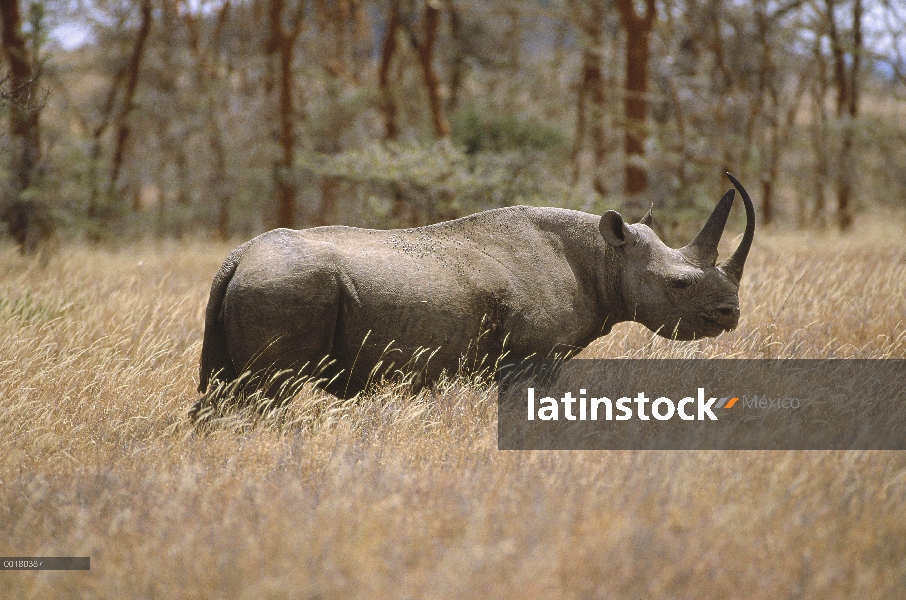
[599,173,755,341]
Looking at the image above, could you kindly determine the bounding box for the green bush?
[297,141,588,228]
[451,106,567,155]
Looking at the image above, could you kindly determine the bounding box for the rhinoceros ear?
[600,210,632,247]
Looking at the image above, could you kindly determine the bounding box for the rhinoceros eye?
[668,276,692,289]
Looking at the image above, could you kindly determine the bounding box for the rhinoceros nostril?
[705,305,738,328]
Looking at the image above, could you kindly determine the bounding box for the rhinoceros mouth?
[700,317,733,333]
[703,304,739,331]
[664,308,737,340]
[662,317,729,341]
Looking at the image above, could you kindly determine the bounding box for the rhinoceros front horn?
[680,188,736,267]
[721,172,755,284]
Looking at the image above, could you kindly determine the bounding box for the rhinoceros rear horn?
[680,188,735,267]
[721,172,756,284]
[638,204,653,226]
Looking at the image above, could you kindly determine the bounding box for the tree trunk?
[267,0,303,229]
[754,0,774,225]
[414,1,450,138]
[664,71,690,202]
[350,0,371,83]
[825,0,860,231]
[570,69,587,185]
[707,0,735,189]
[811,35,829,228]
[763,69,807,229]
[87,9,135,220]
[185,1,233,239]
[276,31,296,229]
[570,0,607,194]
[587,50,607,194]
[838,0,861,232]
[616,0,655,196]
[378,2,401,141]
[106,0,152,203]
[443,0,463,114]
[0,0,41,195]
[211,116,230,239]
[762,84,779,226]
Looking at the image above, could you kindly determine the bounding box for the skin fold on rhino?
[193,173,755,414]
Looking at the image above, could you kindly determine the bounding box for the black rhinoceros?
[194,173,754,412]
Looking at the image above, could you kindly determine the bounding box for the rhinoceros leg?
[223,260,340,404]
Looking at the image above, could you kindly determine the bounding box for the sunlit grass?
[1,217,904,598]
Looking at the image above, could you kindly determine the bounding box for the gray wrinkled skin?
[197,175,755,403]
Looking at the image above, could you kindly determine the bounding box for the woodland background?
[0,0,904,247]
[2,2,906,596]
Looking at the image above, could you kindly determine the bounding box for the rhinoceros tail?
[198,242,250,394]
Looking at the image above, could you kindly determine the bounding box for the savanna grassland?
[1,218,905,599]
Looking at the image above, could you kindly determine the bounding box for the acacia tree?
[809,29,831,226]
[0,0,41,196]
[183,0,233,239]
[379,0,450,141]
[84,0,152,221]
[751,0,809,226]
[414,0,449,138]
[568,0,610,194]
[309,0,372,226]
[106,0,151,202]
[378,1,401,141]
[267,0,303,229]
[823,0,862,231]
[443,0,464,113]
[0,0,55,254]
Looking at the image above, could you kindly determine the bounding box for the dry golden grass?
[1,217,905,598]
